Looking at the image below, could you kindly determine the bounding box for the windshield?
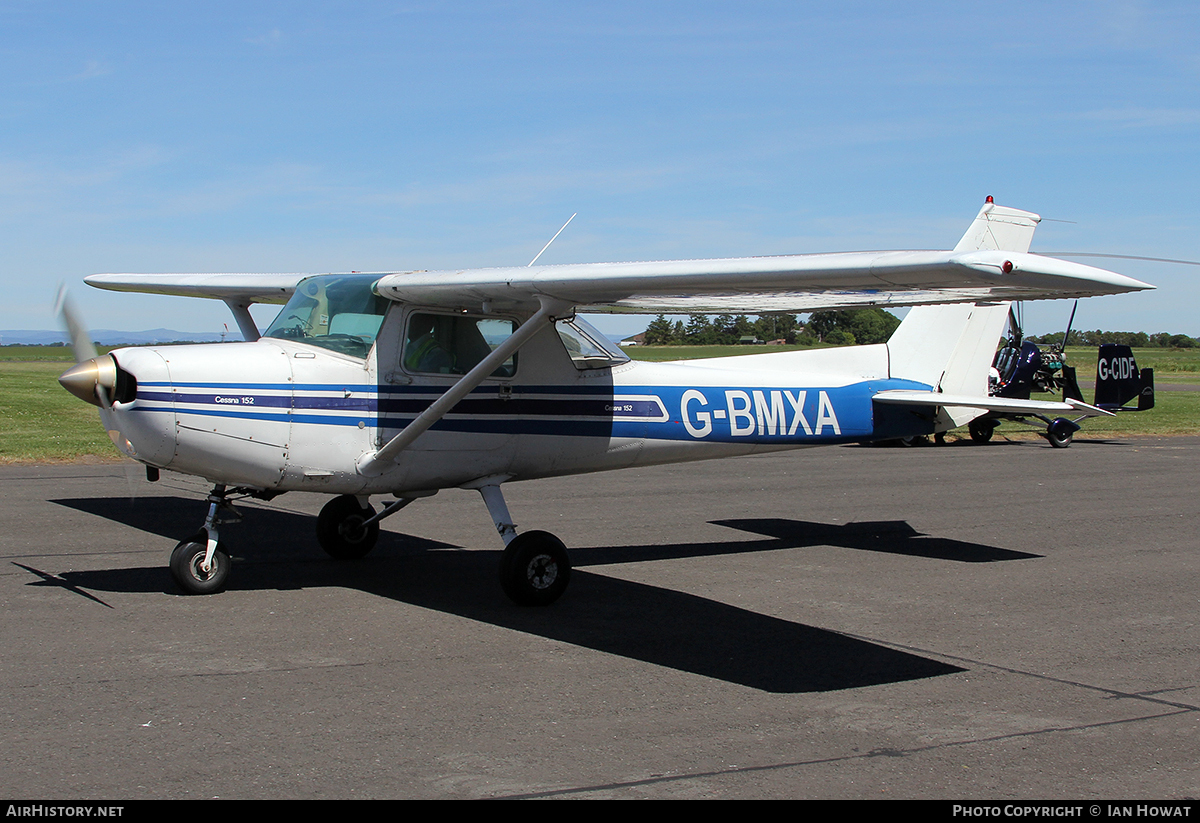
[264,274,390,359]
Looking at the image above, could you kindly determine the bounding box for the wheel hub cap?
[526,554,557,590]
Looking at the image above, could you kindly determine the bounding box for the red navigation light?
[1002,260,1014,274]
[985,195,994,203]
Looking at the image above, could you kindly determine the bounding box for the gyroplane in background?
[963,302,1154,447]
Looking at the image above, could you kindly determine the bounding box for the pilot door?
[269,274,387,488]
[376,308,520,483]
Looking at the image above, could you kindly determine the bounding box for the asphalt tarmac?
[2,437,1197,799]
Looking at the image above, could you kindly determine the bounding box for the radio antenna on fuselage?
[528,213,577,267]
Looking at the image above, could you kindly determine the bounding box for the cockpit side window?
[264,274,389,359]
[555,317,630,370]
[403,313,517,377]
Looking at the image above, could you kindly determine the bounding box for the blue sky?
[3,1,1198,339]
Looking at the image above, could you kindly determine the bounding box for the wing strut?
[223,299,261,342]
[356,296,573,477]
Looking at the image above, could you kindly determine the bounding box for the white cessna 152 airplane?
[57,198,1151,605]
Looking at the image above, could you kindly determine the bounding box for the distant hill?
[0,329,229,346]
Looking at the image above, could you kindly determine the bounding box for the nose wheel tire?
[317,495,380,560]
[170,534,231,595]
[1046,418,1075,449]
[968,420,995,443]
[499,531,571,606]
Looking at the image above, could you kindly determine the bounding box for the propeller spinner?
[55,285,119,407]
[58,355,119,407]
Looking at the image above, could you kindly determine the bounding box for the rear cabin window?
[403,313,517,378]
[264,274,389,359]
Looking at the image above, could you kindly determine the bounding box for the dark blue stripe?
[133,378,937,444]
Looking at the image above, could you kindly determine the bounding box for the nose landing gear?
[1045,417,1079,449]
[169,484,242,595]
[170,534,231,595]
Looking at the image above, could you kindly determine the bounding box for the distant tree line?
[639,311,1198,350]
[640,309,901,346]
[1027,330,1199,349]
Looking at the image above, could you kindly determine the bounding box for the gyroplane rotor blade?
[1062,299,1078,347]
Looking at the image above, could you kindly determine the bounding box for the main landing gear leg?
[169,484,237,595]
[475,482,571,607]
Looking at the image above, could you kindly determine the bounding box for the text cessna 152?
[57,199,1151,605]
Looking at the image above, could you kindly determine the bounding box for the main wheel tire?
[499,531,571,606]
[969,421,995,443]
[1046,418,1074,449]
[316,495,379,560]
[170,533,230,595]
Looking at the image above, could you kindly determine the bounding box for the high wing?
[86,249,1150,315]
[84,201,1152,313]
[371,249,1148,313]
[83,272,328,305]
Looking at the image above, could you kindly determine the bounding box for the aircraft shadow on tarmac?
[714,518,1041,562]
[570,518,1042,566]
[45,495,970,693]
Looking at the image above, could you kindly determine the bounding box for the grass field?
[0,345,116,361]
[0,361,118,461]
[4,344,1196,462]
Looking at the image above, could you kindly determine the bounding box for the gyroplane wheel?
[499,530,571,607]
[968,420,995,444]
[1046,418,1074,449]
[169,533,231,595]
[316,495,380,560]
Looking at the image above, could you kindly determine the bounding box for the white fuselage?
[99,307,932,496]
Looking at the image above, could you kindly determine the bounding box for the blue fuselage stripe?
[137,379,933,443]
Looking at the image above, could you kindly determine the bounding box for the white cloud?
[1075,108,1200,129]
[244,28,284,46]
[70,59,111,80]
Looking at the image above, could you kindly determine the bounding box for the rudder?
[1095,344,1155,411]
[886,199,1043,426]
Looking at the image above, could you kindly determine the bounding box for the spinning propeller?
[55,285,117,408]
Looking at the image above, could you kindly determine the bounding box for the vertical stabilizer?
[1095,344,1155,411]
[888,199,1043,427]
[888,302,1011,400]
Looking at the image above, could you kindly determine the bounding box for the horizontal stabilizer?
[873,390,1116,418]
